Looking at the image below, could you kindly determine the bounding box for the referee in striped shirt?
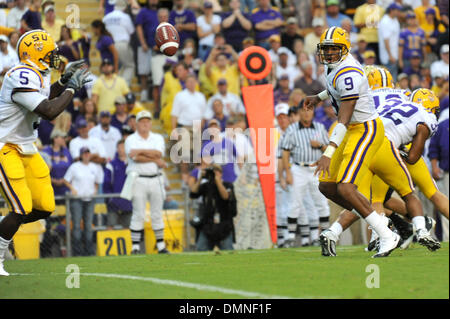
[279,100,331,246]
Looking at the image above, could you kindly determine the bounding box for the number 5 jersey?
[325,53,378,124]
[0,64,51,147]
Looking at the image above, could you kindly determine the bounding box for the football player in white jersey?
[323,88,442,253]
[366,67,411,108]
[303,26,401,258]
[0,30,90,276]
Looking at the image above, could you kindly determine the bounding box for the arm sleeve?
[63,165,73,182]
[279,129,293,151]
[95,165,105,184]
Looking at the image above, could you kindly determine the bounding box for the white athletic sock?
[310,226,319,242]
[365,211,391,239]
[412,216,426,231]
[156,240,166,251]
[0,236,11,261]
[329,222,343,237]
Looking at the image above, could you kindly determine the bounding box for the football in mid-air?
[155,22,179,57]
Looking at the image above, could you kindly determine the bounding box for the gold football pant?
[0,144,55,215]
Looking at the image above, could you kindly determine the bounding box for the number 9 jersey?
[0,64,51,146]
[377,99,438,148]
[325,53,378,124]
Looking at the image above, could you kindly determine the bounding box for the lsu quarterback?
[0,30,90,276]
[321,78,442,255]
[303,26,401,258]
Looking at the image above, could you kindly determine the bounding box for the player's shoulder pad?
[6,64,44,91]
[332,63,364,88]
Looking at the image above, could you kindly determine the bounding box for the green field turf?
[0,243,448,299]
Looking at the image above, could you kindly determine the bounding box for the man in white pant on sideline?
[125,110,169,254]
[279,100,331,246]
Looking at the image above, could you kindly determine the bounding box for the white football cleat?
[416,229,441,251]
[0,261,9,276]
[372,232,402,258]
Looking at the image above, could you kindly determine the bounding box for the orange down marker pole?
[239,46,277,244]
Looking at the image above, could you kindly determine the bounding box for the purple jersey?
[42,146,73,196]
[251,7,283,41]
[169,9,197,46]
[399,28,426,60]
[221,11,251,49]
[201,138,238,183]
[96,35,114,63]
[135,7,158,48]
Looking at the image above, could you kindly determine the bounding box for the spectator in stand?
[205,45,242,96]
[91,20,119,74]
[121,124,135,139]
[75,98,98,126]
[127,114,137,132]
[6,0,27,29]
[201,119,240,183]
[378,2,402,81]
[399,12,427,71]
[103,0,136,87]
[241,36,255,53]
[409,73,421,90]
[0,35,19,78]
[340,18,358,48]
[125,92,145,116]
[303,17,325,56]
[152,8,179,114]
[197,1,222,62]
[21,0,42,32]
[69,118,107,166]
[314,100,337,131]
[171,74,207,183]
[135,0,158,102]
[91,59,130,113]
[326,0,354,29]
[88,111,122,162]
[294,61,325,96]
[110,95,131,132]
[422,8,447,57]
[251,0,284,49]
[288,0,317,32]
[221,0,252,53]
[170,0,197,47]
[353,0,384,61]
[7,31,20,54]
[352,34,368,64]
[58,25,81,62]
[288,105,300,123]
[273,74,292,106]
[160,61,192,134]
[203,99,228,132]
[41,1,64,41]
[402,51,423,77]
[275,51,299,90]
[63,147,104,256]
[430,44,449,80]
[362,50,377,66]
[204,78,245,120]
[397,73,410,90]
[288,88,306,108]
[104,139,132,229]
[429,118,449,241]
[281,17,303,54]
[179,38,201,75]
[42,129,73,203]
[268,34,296,66]
[415,0,441,26]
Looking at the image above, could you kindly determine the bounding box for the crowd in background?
[1,0,449,255]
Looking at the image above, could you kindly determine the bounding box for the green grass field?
[1,243,448,299]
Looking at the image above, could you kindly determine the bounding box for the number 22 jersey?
[325,54,378,124]
[376,99,437,148]
[0,64,50,145]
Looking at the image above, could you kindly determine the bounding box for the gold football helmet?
[17,30,61,72]
[367,67,394,90]
[317,27,351,67]
[410,88,440,114]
